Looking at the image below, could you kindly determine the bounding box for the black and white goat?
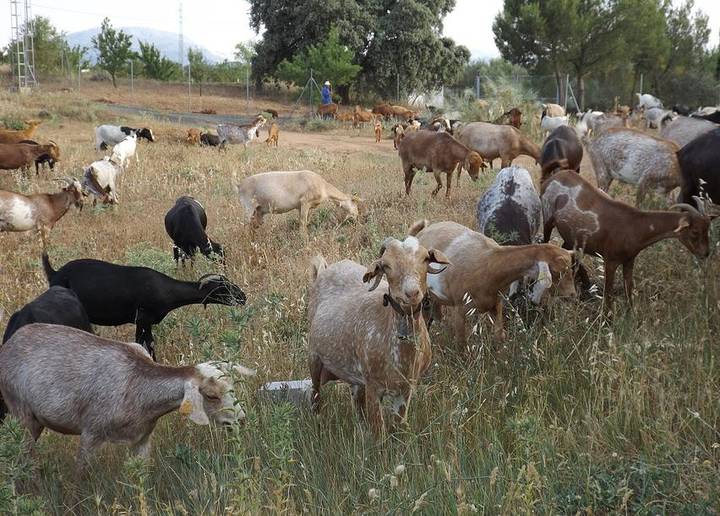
[164,196,224,265]
[42,254,246,359]
[94,125,154,151]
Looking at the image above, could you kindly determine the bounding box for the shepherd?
[321,81,332,105]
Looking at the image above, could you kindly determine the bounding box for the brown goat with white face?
[410,220,575,342]
[0,178,83,248]
[542,170,716,311]
[307,236,450,433]
[0,324,255,470]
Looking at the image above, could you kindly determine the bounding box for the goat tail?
[41,252,56,283]
[310,255,328,282]
[408,219,429,237]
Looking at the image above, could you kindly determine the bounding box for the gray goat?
[0,324,255,469]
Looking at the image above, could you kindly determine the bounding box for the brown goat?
[399,131,486,197]
[185,128,201,145]
[0,178,83,248]
[0,141,60,172]
[317,103,338,119]
[455,122,540,168]
[265,122,279,147]
[0,120,42,144]
[308,237,450,433]
[542,170,716,311]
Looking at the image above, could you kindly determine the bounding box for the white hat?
[324,81,330,86]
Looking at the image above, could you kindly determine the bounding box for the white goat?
[541,114,569,136]
[94,125,154,151]
[643,107,676,130]
[636,93,663,110]
[236,170,361,236]
[0,323,255,470]
[82,156,124,204]
[111,133,138,168]
[575,109,605,137]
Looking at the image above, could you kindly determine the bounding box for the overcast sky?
[1,0,719,61]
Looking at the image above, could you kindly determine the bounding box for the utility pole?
[9,0,37,91]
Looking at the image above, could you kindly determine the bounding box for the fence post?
[77,59,80,91]
[246,66,250,112]
[396,72,400,102]
[475,73,480,99]
[639,73,644,95]
[187,59,191,112]
[129,60,134,96]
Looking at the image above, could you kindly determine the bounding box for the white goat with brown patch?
[0,178,83,248]
[588,128,681,205]
[236,170,361,237]
[0,324,255,470]
[308,237,450,433]
[410,220,575,343]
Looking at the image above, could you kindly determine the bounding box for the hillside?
[66,26,226,64]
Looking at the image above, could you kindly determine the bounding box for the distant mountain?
[66,27,226,64]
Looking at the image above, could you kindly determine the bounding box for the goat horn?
[378,237,395,258]
[670,203,701,216]
[366,271,384,292]
[198,274,225,288]
[691,196,706,215]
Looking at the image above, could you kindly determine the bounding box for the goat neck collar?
[383,293,428,340]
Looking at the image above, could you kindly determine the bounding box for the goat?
[0,120,42,144]
[574,109,605,138]
[2,286,92,345]
[476,166,542,246]
[588,128,681,205]
[0,141,60,173]
[540,125,583,182]
[455,121,540,169]
[636,93,663,110]
[374,120,382,142]
[677,127,720,205]
[541,170,714,311]
[217,116,266,148]
[391,123,407,150]
[265,122,279,147]
[542,103,565,117]
[0,324,254,469]
[95,125,154,150]
[660,116,717,148]
[672,104,693,116]
[643,107,676,130]
[236,170,361,237]
[0,178,83,248]
[353,106,375,128]
[111,133,138,168]
[308,237,450,433]
[42,254,247,359]
[540,113,569,136]
[410,220,575,342]
[164,196,224,265]
[263,108,279,118]
[493,107,522,128]
[186,128,201,145]
[317,103,338,119]
[200,132,221,147]
[399,131,485,197]
[17,140,57,175]
[81,156,123,204]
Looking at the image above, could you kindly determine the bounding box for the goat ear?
[180,380,210,425]
[362,260,384,291]
[674,217,690,233]
[427,249,450,274]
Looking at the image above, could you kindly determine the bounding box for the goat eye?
[205,395,221,402]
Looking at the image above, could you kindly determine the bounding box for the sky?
[1,0,719,61]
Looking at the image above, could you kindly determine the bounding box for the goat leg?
[622,258,635,305]
[365,386,384,434]
[602,260,619,314]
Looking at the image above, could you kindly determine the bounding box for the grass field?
[0,85,719,514]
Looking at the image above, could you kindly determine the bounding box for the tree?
[187,48,209,95]
[248,0,469,99]
[4,16,65,76]
[92,18,134,88]
[276,28,361,101]
[64,44,90,74]
[138,41,179,81]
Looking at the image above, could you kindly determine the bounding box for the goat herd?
[0,91,719,471]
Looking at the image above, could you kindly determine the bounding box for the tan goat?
[410,220,576,342]
[265,122,279,147]
[308,237,450,433]
[236,170,361,237]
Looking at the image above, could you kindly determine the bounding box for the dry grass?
[0,87,719,514]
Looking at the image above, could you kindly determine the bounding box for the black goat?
[2,286,93,344]
[1,286,93,420]
[677,127,720,205]
[200,133,221,147]
[42,254,246,359]
[165,196,224,265]
[18,139,56,175]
